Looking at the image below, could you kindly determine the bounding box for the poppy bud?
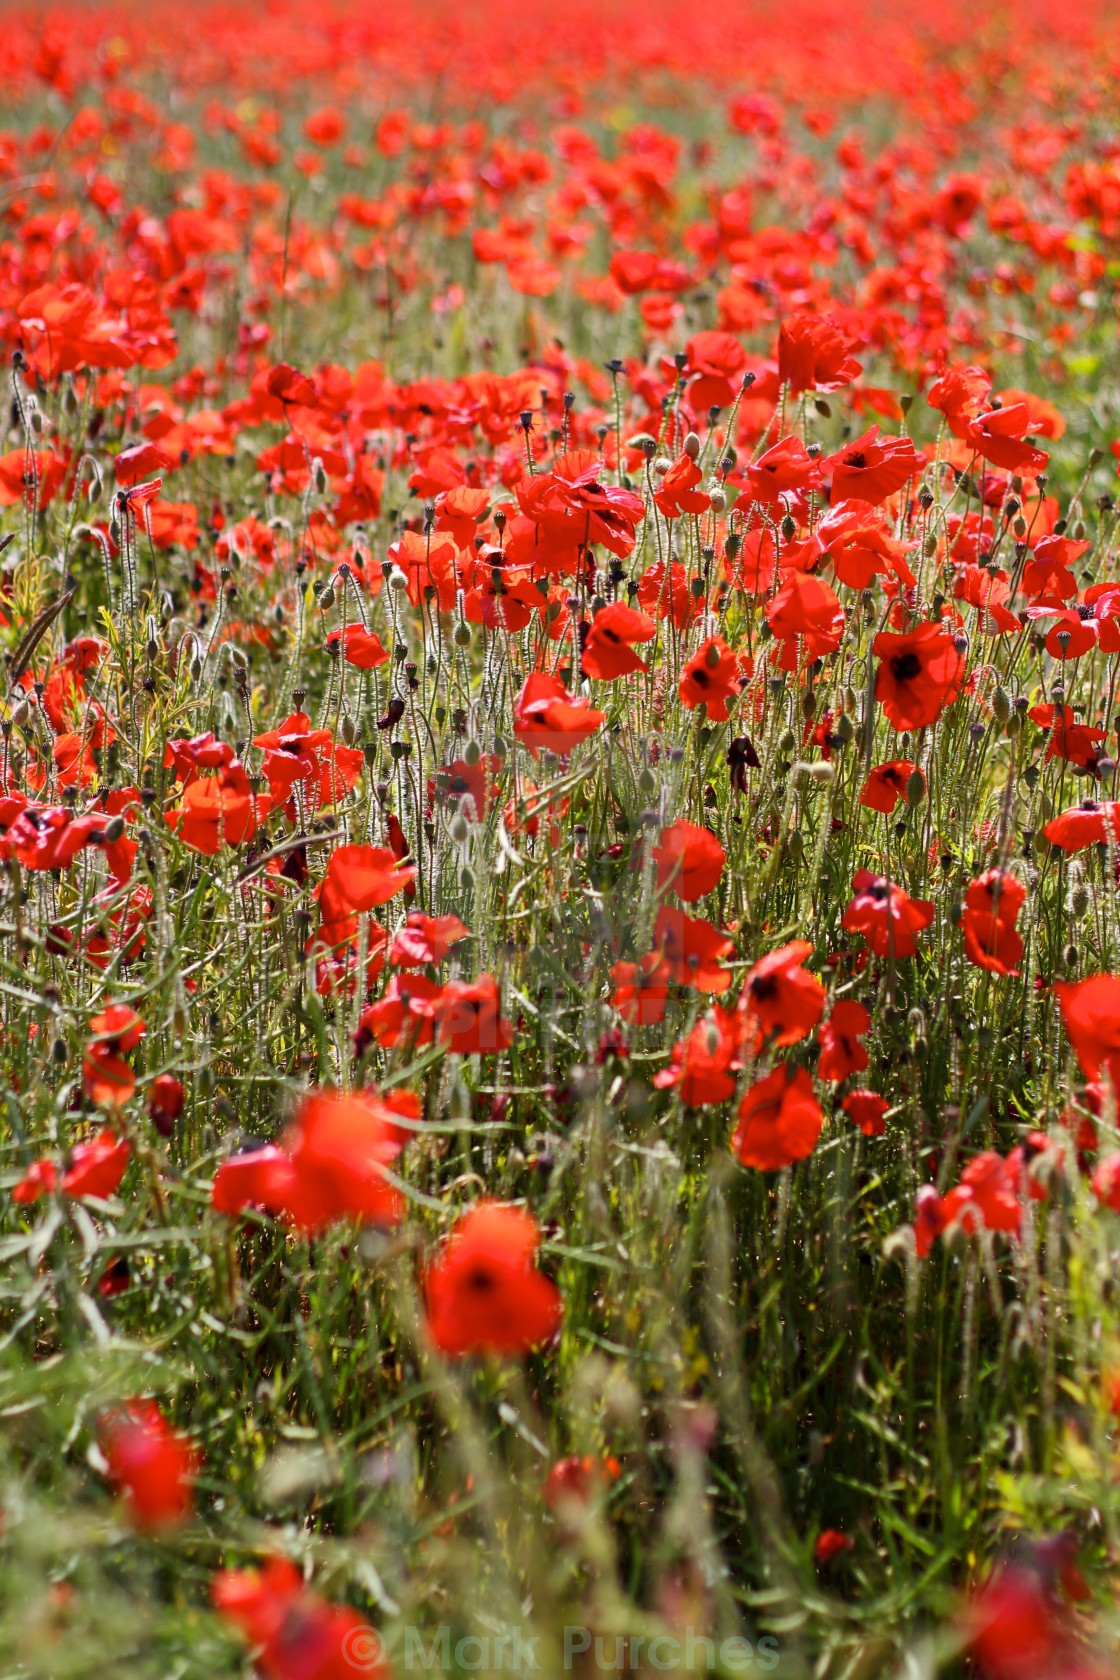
[786,830,804,858]
[1070,882,1090,917]
[683,431,701,460]
[991,686,1011,723]
[779,729,796,754]
[450,814,470,843]
[904,770,926,806]
[463,739,481,766]
[314,460,327,494]
[800,690,816,721]
[461,865,475,891]
[388,568,408,591]
[705,642,722,670]
[833,713,855,745]
[806,762,833,784]
[781,514,797,541]
[949,898,963,925]
[708,487,727,513]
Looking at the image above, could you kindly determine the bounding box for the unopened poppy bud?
[51,1035,68,1065]
[708,486,727,513]
[109,516,121,545]
[64,381,79,416]
[653,456,672,477]
[806,761,833,784]
[29,406,42,435]
[314,460,327,494]
[800,690,816,721]
[101,816,126,843]
[781,514,797,541]
[904,770,926,806]
[460,865,475,891]
[388,567,408,592]
[705,641,722,670]
[779,728,796,754]
[690,577,706,599]
[464,738,481,766]
[1064,944,1079,967]
[1067,877,1091,919]
[10,699,30,730]
[638,767,657,795]
[1013,516,1027,538]
[834,712,855,744]
[341,716,357,746]
[450,814,470,843]
[923,533,938,558]
[1073,520,1085,541]
[683,431,701,460]
[454,620,472,646]
[786,830,804,857]
[992,686,1011,723]
[317,584,335,610]
[949,897,963,925]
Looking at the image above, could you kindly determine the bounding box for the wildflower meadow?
[4,0,1120,1673]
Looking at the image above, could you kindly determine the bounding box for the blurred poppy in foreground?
[425,1201,562,1357]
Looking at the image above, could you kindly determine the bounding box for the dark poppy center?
[465,1265,497,1294]
[845,451,867,469]
[891,651,922,682]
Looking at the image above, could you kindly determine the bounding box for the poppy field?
[7,0,1120,1673]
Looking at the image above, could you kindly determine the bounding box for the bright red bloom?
[653,1008,741,1106]
[61,1128,132,1199]
[679,636,747,722]
[581,603,656,681]
[315,844,416,949]
[654,906,734,994]
[1053,974,1120,1089]
[167,761,269,854]
[960,870,1027,976]
[148,1074,185,1137]
[826,427,916,505]
[513,672,606,757]
[842,871,934,958]
[1042,799,1120,852]
[326,623,390,669]
[778,314,862,396]
[842,1090,888,1136]
[424,1201,563,1358]
[214,1556,388,1680]
[543,1454,619,1509]
[11,1158,59,1204]
[98,1400,198,1531]
[389,912,471,969]
[610,953,671,1026]
[652,819,725,901]
[860,761,922,815]
[817,999,871,1082]
[653,454,710,519]
[1029,704,1109,772]
[434,974,513,1054]
[766,573,845,668]
[873,624,964,731]
[814,1529,855,1564]
[517,450,644,559]
[740,940,825,1047]
[731,1064,823,1170]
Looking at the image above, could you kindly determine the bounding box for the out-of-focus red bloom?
[817,999,871,1082]
[581,602,656,680]
[873,624,964,731]
[740,940,825,1047]
[778,314,862,395]
[11,1158,59,1204]
[842,1090,888,1136]
[84,1002,145,1105]
[653,1008,741,1105]
[424,1201,563,1358]
[61,1128,132,1198]
[543,1454,620,1509]
[963,1564,1066,1680]
[860,761,922,815]
[1054,974,1120,1089]
[960,870,1026,976]
[389,912,471,969]
[652,819,725,901]
[513,672,605,757]
[914,1151,1023,1255]
[213,1556,389,1680]
[814,1529,855,1564]
[434,975,512,1055]
[315,843,416,949]
[731,1064,822,1170]
[610,953,671,1026]
[147,1074,185,1138]
[98,1400,198,1531]
[1091,1152,1120,1211]
[679,636,747,721]
[654,906,734,994]
[1042,799,1120,852]
[842,872,934,958]
[680,330,746,413]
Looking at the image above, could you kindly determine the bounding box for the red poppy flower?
[1029,704,1109,772]
[652,819,725,901]
[816,999,871,1081]
[653,454,710,519]
[513,672,606,757]
[778,314,862,395]
[214,1557,387,1680]
[653,1008,741,1106]
[730,1064,823,1170]
[814,1529,855,1564]
[610,953,671,1026]
[938,1151,1023,1242]
[424,1201,563,1358]
[860,761,922,814]
[386,529,459,609]
[679,636,747,721]
[434,974,513,1054]
[1053,974,1120,1089]
[11,1158,59,1204]
[314,843,416,949]
[581,602,656,681]
[960,870,1026,976]
[326,623,390,669]
[210,1144,296,1218]
[516,450,644,559]
[816,499,915,590]
[1091,1152,1120,1212]
[742,435,823,507]
[653,906,734,994]
[166,761,269,854]
[826,427,916,505]
[842,871,934,958]
[98,1400,198,1531]
[429,755,503,822]
[766,573,845,668]
[543,1454,620,1509]
[680,329,747,413]
[966,403,1049,476]
[740,940,825,1047]
[873,624,964,731]
[356,973,442,1052]
[389,912,471,969]
[1025,585,1120,660]
[147,1073,185,1137]
[61,1128,132,1198]
[1042,799,1120,852]
[841,1090,888,1136]
[276,1089,406,1232]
